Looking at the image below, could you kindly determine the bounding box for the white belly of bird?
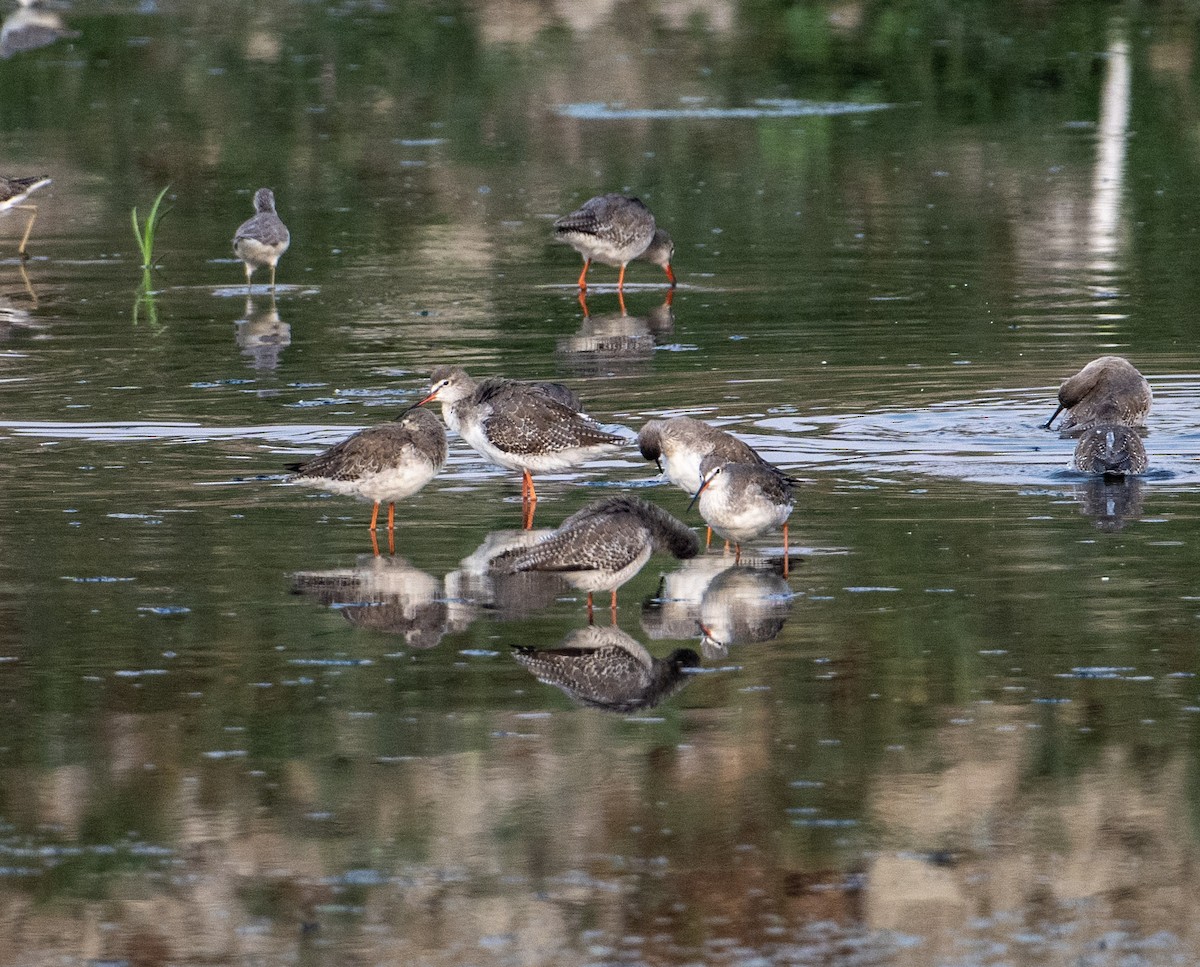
[459,417,614,474]
[294,462,436,504]
[235,237,287,268]
[561,544,652,594]
[701,492,792,544]
[662,450,705,494]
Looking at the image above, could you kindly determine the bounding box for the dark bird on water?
[1044,356,1151,433]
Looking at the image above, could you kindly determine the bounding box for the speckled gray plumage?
[553,194,656,264]
[1072,424,1147,475]
[638,416,784,492]
[697,454,794,507]
[234,188,289,247]
[426,366,621,457]
[287,407,447,483]
[513,626,699,712]
[0,175,48,208]
[490,495,699,575]
[1049,356,1151,433]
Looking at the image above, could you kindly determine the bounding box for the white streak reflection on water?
[5,378,1199,488]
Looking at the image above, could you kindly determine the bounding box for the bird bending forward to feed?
[554,193,676,292]
[0,174,51,258]
[233,187,290,292]
[418,366,625,528]
[286,407,447,553]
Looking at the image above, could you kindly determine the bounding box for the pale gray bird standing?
[553,193,676,291]
[233,187,290,292]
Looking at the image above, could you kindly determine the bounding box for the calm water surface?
[2,1,1200,965]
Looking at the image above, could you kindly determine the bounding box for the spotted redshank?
[690,455,794,574]
[1071,424,1147,476]
[233,187,290,292]
[1044,356,1151,433]
[489,495,699,620]
[418,366,625,528]
[554,193,676,291]
[513,626,699,712]
[639,416,790,547]
[286,406,447,546]
[0,175,50,257]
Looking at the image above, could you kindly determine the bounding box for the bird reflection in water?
[513,625,699,713]
[1072,476,1144,533]
[235,295,291,371]
[556,289,674,374]
[0,1,79,60]
[292,555,455,649]
[443,528,568,622]
[642,555,794,659]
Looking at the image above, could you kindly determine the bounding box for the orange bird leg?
[577,289,591,316]
[610,590,619,622]
[664,262,676,288]
[387,529,395,556]
[705,526,713,549]
[783,523,790,577]
[617,262,628,291]
[617,287,628,316]
[369,529,381,558]
[734,543,742,564]
[586,593,595,625]
[577,258,591,290]
[663,287,675,309]
[368,501,381,530]
[387,502,395,532]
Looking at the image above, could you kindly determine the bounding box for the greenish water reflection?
[2,1,1200,965]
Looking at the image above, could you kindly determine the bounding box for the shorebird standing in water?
[0,174,50,258]
[638,416,790,549]
[690,455,795,575]
[489,495,699,622]
[1044,356,1151,433]
[233,187,290,292]
[286,407,447,554]
[418,366,624,529]
[554,193,676,292]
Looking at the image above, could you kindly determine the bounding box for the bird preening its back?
[554,193,676,291]
[489,495,699,619]
[1044,356,1152,434]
